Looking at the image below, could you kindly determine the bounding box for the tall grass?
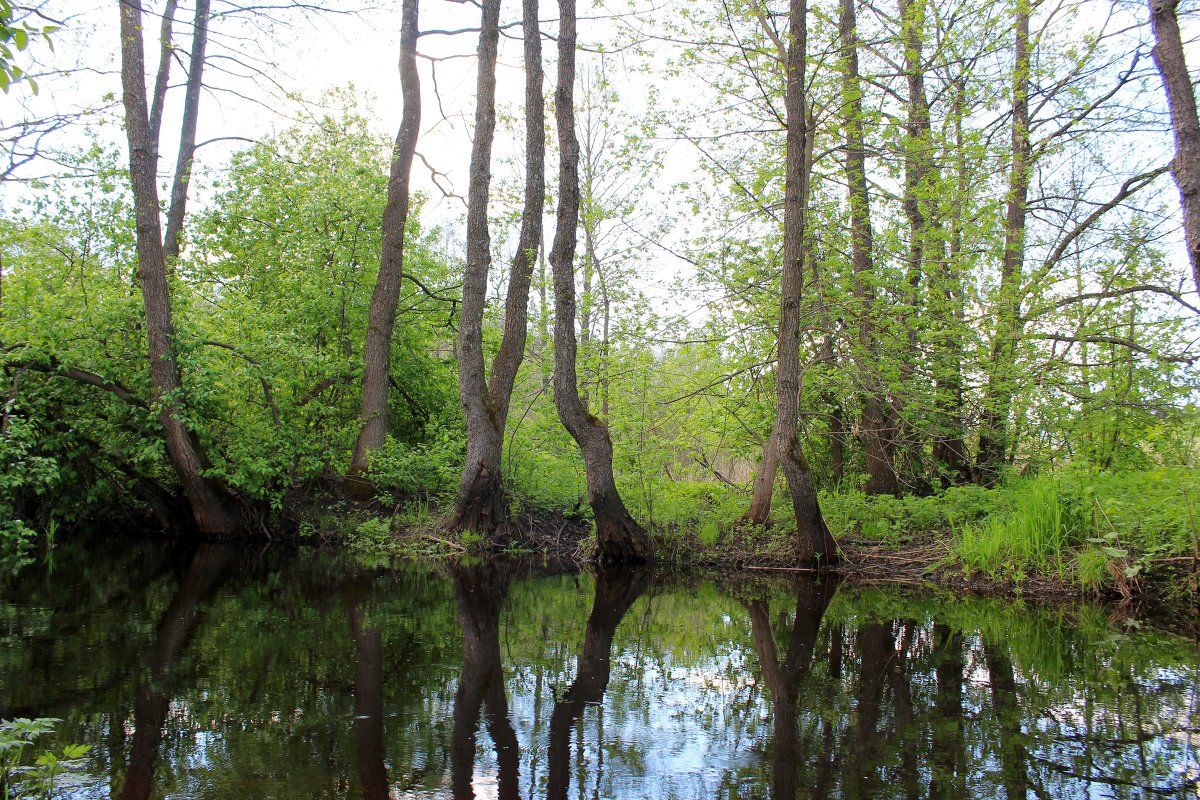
[955,480,1085,577]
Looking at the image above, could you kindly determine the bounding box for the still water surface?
[1,538,1198,799]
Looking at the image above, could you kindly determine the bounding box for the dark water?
[1,539,1198,799]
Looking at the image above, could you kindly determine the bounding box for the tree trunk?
[744,441,780,525]
[1149,0,1200,301]
[897,0,936,491]
[162,0,209,263]
[776,0,838,564]
[977,0,1031,486]
[450,0,545,533]
[147,0,178,147]
[349,0,422,479]
[451,0,500,528]
[118,0,238,535]
[550,0,652,564]
[839,0,897,497]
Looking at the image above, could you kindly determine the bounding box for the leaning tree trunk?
[839,0,897,497]
[449,0,545,533]
[774,0,838,564]
[118,0,238,535]
[550,0,652,563]
[977,0,1031,486]
[350,0,422,477]
[1149,0,1200,301]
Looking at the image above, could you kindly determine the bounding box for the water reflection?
[121,544,236,800]
[449,562,520,800]
[0,540,1196,799]
[546,566,649,800]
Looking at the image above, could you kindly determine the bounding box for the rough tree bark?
[1149,0,1200,301]
[550,0,652,563]
[147,0,178,146]
[977,0,1031,486]
[449,0,545,533]
[350,0,422,477]
[745,105,817,526]
[839,0,898,497]
[769,0,838,564]
[162,0,209,262]
[118,0,239,535]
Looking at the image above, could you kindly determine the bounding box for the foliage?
[0,718,90,800]
[0,0,56,94]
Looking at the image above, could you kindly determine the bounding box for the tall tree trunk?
[147,0,178,147]
[745,439,781,525]
[977,0,1031,486]
[896,0,936,491]
[118,0,238,535]
[550,0,652,564]
[162,0,209,263]
[350,0,422,477]
[776,0,838,563]
[745,105,818,527]
[1149,0,1200,300]
[839,0,898,497]
[450,0,545,533]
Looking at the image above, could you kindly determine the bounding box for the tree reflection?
[547,565,650,800]
[344,574,388,800]
[449,562,520,800]
[119,544,235,800]
[746,575,841,800]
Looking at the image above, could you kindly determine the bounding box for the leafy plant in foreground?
[0,718,90,800]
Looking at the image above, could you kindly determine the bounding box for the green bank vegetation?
[0,0,1198,594]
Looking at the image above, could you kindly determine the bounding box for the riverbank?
[315,467,1200,612]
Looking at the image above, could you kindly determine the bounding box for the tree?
[975,0,1031,486]
[450,0,546,534]
[349,0,422,479]
[550,0,652,563]
[118,0,240,534]
[1149,0,1200,301]
[839,0,898,496]
[760,0,837,564]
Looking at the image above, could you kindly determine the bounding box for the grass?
[954,480,1085,578]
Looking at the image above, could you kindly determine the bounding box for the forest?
[1,0,1199,595]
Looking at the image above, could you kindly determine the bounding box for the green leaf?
[11,26,24,50]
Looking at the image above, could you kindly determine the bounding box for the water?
[1,538,1197,799]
